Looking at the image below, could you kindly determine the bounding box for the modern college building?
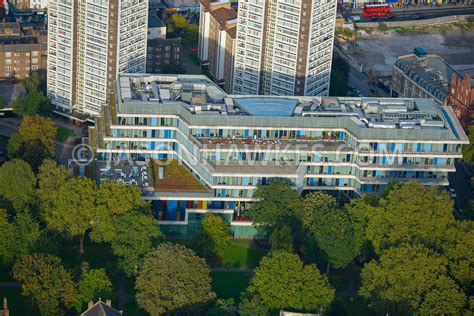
[47,0,148,117]
[89,74,467,237]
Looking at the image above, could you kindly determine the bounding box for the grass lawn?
[56,126,73,142]
[58,238,117,271]
[208,240,266,269]
[211,271,250,303]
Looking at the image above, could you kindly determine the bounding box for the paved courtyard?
[347,28,474,77]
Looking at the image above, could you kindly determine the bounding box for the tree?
[20,73,42,92]
[363,181,455,254]
[171,14,189,30]
[13,253,77,316]
[183,23,199,44]
[442,221,474,290]
[0,159,36,211]
[306,193,361,272]
[13,89,52,117]
[37,159,68,217]
[110,211,163,276]
[12,74,50,117]
[344,196,377,250]
[247,251,334,312]
[251,181,302,233]
[0,210,42,266]
[44,177,97,254]
[301,192,336,228]
[7,115,56,171]
[136,243,215,315]
[75,268,113,312]
[91,179,149,242]
[195,214,231,258]
[359,243,466,315]
[239,296,269,316]
[463,120,474,168]
[206,298,237,316]
[269,226,293,252]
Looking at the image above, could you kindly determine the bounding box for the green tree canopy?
[110,211,163,276]
[462,116,474,168]
[170,13,189,29]
[269,226,293,252]
[37,159,68,217]
[91,179,149,242]
[247,251,334,312]
[361,181,455,253]
[13,253,77,316]
[183,23,199,44]
[44,176,97,254]
[238,295,269,316]
[75,268,113,312]
[251,181,302,233]
[13,89,52,117]
[305,192,361,271]
[20,73,42,92]
[302,192,337,228]
[194,213,231,258]
[359,243,466,315]
[0,159,36,211]
[136,243,215,315]
[7,115,56,171]
[0,210,42,266]
[442,221,474,290]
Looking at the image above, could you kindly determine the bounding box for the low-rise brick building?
[0,22,47,80]
[146,15,182,74]
[448,73,474,131]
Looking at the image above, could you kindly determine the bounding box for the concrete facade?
[47,0,149,117]
[232,0,337,97]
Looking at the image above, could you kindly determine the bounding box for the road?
[181,43,202,75]
[345,5,474,22]
[448,161,472,210]
[334,46,389,98]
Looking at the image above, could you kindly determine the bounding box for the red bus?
[363,4,391,18]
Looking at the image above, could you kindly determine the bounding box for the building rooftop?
[81,300,122,316]
[0,22,21,36]
[225,26,236,39]
[148,14,166,29]
[164,0,199,8]
[210,7,237,28]
[395,54,461,102]
[115,74,468,142]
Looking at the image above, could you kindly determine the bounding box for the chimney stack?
[87,300,94,310]
[106,299,112,307]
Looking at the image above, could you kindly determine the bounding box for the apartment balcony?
[208,160,300,176]
[194,137,352,153]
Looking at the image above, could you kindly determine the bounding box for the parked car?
[347,15,361,22]
[449,188,457,198]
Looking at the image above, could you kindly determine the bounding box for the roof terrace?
[115,74,468,142]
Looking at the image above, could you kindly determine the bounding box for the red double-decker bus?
[363,4,391,17]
